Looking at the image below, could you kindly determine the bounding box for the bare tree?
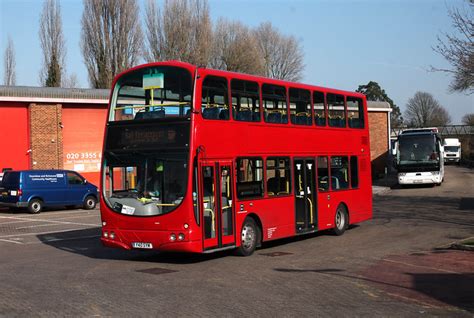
[462,113,474,125]
[39,0,65,87]
[62,73,79,88]
[254,22,304,82]
[3,37,16,86]
[145,0,211,66]
[405,91,452,127]
[81,0,143,89]
[433,1,474,93]
[209,18,264,75]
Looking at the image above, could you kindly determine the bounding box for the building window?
[330,156,349,190]
[350,156,359,188]
[263,84,287,124]
[317,156,329,192]
[231,79,260,122]
[202,76,229,120]
[236,158,264,199]
[289,88,311,125]
[327,93,345,128]
[347,97,364,128]
[266,157,291,196]
[313,91,326,126]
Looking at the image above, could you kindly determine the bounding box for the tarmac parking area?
[0,165,472,317]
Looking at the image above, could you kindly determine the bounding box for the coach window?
[263,84,287,124]
[313,91,326,126]
[202,76,229,120]
[266,157,291,196]
[330,156,349,190]
[317,157,329,192]
[327,93,345,128]
[347,96,364,128]
[350,156,359,188]
[236,158,264,199]
[289,88,311,125]
[231,79,261,122]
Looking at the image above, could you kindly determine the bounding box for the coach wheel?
[28,199,43,214]
[83,196,97,210]
[235,218,258,256]
[333,204,348,236]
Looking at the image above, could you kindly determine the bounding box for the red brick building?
[0,86,391,186]
[367,101,392,178]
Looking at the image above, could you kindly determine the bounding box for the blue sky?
[0,0,472,123]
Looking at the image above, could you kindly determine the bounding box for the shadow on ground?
[36,226,348,264]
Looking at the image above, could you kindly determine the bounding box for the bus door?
[200,161,235,250]
[293,159,317,233]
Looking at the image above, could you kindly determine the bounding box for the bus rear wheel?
[333,205,348,236]
[235,218,258,256]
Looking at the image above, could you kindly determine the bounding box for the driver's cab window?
[67,172,84,185]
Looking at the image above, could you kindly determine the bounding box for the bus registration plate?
[132,242,153,249]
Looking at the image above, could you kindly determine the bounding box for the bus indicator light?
[183,223,189,229]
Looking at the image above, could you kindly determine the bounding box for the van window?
[67,172,84,185]
[1,172,19,187]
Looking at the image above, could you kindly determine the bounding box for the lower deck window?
[330,156,349,190]
[266,157,291,196]
[237,158,263,198]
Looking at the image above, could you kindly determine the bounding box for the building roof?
[0,85,109,104]
[367,101,392,112]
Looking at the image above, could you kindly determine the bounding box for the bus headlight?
[110,232,115,240]
[178,233,185,241]
[103,231,109,238]
[399,173,406,176]
[170,234,176,242]
[431,171,440,175]
[183,223,189,229]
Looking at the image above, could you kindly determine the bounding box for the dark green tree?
[356,81,403,127]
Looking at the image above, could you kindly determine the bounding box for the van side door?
[66,172,87,204]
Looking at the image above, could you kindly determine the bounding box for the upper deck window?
[313,91,326,126]
[202,76,229,120]
[347,96,364,128]
[327,93,346,128]
[110,66,193,121]
[289,88,311,125]
[231,79,260,122]
[263,84,287,124]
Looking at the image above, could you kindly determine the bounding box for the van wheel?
[332,204,348,236]
[28,199,43,214]
[235,218,258,256]
[83,196,97,210]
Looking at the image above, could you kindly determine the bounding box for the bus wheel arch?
[332,202,349,236]
[247,213,263,247]
[235,214,261,256]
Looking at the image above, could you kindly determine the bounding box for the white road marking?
[0,238,24,244]
[0,215,98,228]
[0,228,99,238]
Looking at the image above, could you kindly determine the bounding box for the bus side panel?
[236,196,295,242]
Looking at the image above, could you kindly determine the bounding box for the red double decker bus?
[100,61,372,256]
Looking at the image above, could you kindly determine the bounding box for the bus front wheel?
[333,205,348,236]
[235,218,258,256]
